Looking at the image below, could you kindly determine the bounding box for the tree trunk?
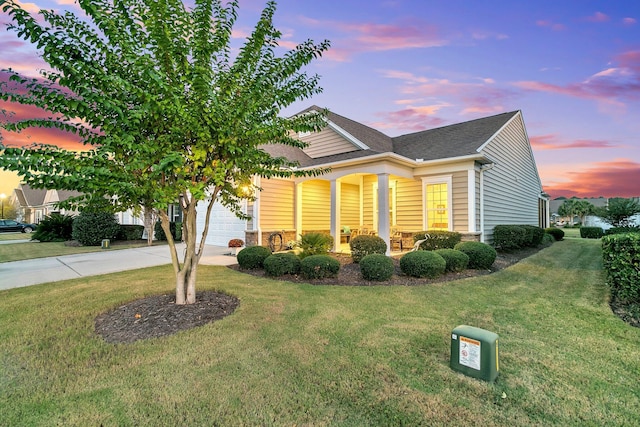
[143,206,157,246]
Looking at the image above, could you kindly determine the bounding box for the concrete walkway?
[0,243,238,291]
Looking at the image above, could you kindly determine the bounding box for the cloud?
[542,159,640,198]
[530,134,618,150]
[536,20,566,31]
[369,104,450,133]
[623,17,637,26]
[584,12,610,23]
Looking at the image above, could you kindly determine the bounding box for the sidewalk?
[0,243,238,291]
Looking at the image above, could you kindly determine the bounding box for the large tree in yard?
[0,0,330,304]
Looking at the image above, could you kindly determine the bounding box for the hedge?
[117,224,145,241]
[72,212,120,246]
[494,224,545,249]
[580,227,604,239]
[412,231,461,251]
[605,226,640,235]
[602,233,640,305]
[545,227,565,241]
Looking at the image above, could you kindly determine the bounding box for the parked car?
[0,219,37,233]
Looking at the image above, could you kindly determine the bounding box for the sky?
[1,0,639,200]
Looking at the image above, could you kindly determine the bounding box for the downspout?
[478,163,495,243]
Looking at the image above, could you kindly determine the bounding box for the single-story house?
[12,184,83,223]
[198,106,549,253]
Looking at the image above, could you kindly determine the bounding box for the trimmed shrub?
[350,235,387,263]
[602,233,640,305]
[117,224,145,241]
[72,211,120,246]
[454,241,497,270]
[542,233,554,244]
[493,225,527,250]
[580,226,604,239]
[435,248,469,272]
[522,225,545,247]
[359,254,394,281]
[154,221,182,241]
[605,226,640,235]
[412,231,461,251]
[301,255,340,280]
[545,227,565,241]
[400,250,446,278]
[264,252,301,276]
[31,213,74,242]
[237,245,272,270]
[299,232,333,259]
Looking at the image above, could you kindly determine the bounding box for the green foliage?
[542,233,555,244]
[557,199,595,225]
[359,254,394,281]
[454,241,497,270]
[602,233,640,306]
[434,249,469,272]
[117,225,145,241]
[349,235,387,263]
[605,226,640,235]
[412,231,462,250]
[299,232,333,259]
[72,211,120,246]
[30,213,74,242]
[596,198,640,227]
[522,225,545,247]
[545,227,565,241]
[300,254,340,279]
[580,227,604,239]
[399,250,446,278]
[236,245,272,270]
[154,221,182,241]
[263,252,301,277]
[494,225,544,249]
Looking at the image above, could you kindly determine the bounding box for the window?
[424,177,452,230]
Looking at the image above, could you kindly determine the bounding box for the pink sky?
[1,0,639,199]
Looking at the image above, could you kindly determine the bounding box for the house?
[199,106,549,253]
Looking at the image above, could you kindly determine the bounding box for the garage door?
[196,199,247,246]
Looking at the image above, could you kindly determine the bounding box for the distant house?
[13,184,82,223]
[198,106,549,252]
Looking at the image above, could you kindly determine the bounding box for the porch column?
[295,181,303,240]
[330,179,341,252]
[377,173,391,255]
[467,169,476,232]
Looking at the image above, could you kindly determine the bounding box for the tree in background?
[0,0,330,304]
[557,198,595,226]
[597,198,640,227]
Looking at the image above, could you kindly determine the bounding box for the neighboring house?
[199,106,548,252]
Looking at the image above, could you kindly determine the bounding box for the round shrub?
[542,233,554,244]
[301,255,340,280]
[359,254,394,281]
[454,241,497,270]
[263,252,301,277]
[237,245,272,270]
[72,211,120,246]
[350,235,387,263]
[545,227,564,241]
[434,249,469,272]
[400,250,446,278]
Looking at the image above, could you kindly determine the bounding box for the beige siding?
[481,114,542,242]
[259,178,294,230]
[340,183,360,229]
[362,175,376,229]
[300,127,359,158]
[452,171,468,231]
[301,180,331,230]
[395,178,422,231]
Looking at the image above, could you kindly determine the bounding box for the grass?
[1,239,638,425]
[0,240,163,263]
[0,232,32,241]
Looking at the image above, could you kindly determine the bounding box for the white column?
[377,173,391,255]
[295,181,303,240]
[330,179,341,252]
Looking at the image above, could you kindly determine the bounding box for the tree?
[557,198,594,225]
[0,0,330,304]
[597,198,640,227]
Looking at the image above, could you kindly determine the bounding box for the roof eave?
[298,152,491,171]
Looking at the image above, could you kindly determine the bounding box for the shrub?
[580,226,604,239]
[263,252,301,276]
[412,231,461,251]
[350,235,387,263]
[605,226,640,235]
[300,255,340,279]
[454,241,497,270]
[545,227,565,241]
[299,232,333,258]
[72,211,120,246]
[602,233,640,305]
[400,250,446,278]
[359,254,394,281]
[154,221,182,241]
[237,245,272,269]
[522,225,545,247]
[31,213,74,242]
[434,249,469,272]
[117,224,145,241]
[542,233,554,244]
[493,225,527,250]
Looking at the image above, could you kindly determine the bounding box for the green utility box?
[450,325,499,382]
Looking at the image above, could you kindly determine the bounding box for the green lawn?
[1,239,638,425]
[0,240,163,263]
[0,232,32,241]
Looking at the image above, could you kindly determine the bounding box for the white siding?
[480,113,543,242]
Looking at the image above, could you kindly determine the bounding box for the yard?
[1,238,638,425]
